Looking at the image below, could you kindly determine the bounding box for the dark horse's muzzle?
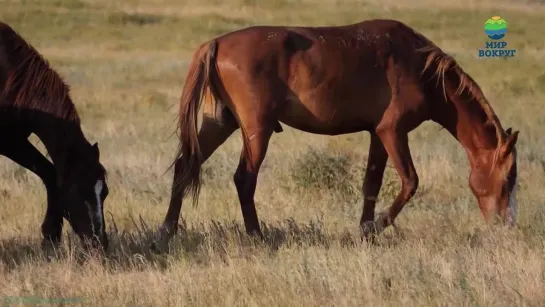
[65,213,108,252]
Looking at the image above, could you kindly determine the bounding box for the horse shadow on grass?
[0,215,404,272]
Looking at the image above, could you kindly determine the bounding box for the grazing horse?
[154,19,519,247]
[0,22,109,250]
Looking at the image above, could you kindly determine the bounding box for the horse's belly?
[278,91,390,135]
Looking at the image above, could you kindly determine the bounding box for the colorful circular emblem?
[484,16,507,40]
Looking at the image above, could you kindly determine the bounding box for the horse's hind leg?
[233,122,274,239]
[360,132,389,238]
[0,136,62,248]
[156,112,239,246]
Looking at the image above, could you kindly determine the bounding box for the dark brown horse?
[154,19,519,247]
[0,22,109,250]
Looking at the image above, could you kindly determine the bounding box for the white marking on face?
[507,175,518,227]
[94,180,104,232]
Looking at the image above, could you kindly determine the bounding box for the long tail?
[169,40,219,207]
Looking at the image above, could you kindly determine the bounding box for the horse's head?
[469,128,519,226]
[59,142,109,251]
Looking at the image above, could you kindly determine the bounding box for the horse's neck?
[30,111,87,172]
[434,92,499,169]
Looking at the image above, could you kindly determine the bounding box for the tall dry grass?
[1,0,545,306]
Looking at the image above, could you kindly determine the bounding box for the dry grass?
[1,0,545,306]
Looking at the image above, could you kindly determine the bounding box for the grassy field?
[1,0,545,306]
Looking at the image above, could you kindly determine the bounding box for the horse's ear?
[501,130,519,159]
[91,142,100,159]
[506,127,512,135]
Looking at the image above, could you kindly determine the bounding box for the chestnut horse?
[0,22,109,250]
[154,19,519,247]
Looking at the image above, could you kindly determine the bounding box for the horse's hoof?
[247,230,265,242]
[361,221,375,237]
[361,221,379,243]
[150,231,170,254]
[361,212,390,242]
[150,241,163,254]
[374,211,390,232]
[41,239,59,261]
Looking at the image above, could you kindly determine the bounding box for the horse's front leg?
[0,136,63,251]
[370,124,419,236]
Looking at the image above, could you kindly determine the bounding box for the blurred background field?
[1,0,545,306]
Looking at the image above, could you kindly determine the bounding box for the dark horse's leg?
[360,132,389,238]
[0,136,62,247]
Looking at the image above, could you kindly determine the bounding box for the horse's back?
[213,19,422,49]
[212,18,427,84]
